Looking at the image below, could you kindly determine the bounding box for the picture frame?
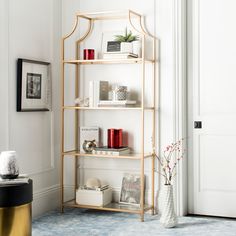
[17,58,51,112]
[120,173,142,205]
[101,31,123,54]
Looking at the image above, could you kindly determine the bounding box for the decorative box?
[76,188,112,206]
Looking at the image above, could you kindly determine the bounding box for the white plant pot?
[0,151,19,179]
[120,42,133,53]
[160,185,178,228]
[132,40,142,57]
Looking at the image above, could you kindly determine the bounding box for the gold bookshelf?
[61,9,158,222]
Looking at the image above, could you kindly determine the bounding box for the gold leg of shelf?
[140,213,144,222]
[60,205,64,213]
[151,208,154,215]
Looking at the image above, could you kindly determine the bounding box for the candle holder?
[83,49,95,60]
[107,129,123,148]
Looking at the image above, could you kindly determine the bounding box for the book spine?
[99,81,109,100]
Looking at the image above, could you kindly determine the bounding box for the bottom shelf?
[63,200,153,214]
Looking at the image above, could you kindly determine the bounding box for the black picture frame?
[17,58,51,112]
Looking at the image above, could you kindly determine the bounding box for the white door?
[188,0,236,217]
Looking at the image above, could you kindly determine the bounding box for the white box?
[76,188,112,206]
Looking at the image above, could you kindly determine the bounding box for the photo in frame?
[17,58,51,111]
[101,31,123,54]
[120,173,144,205]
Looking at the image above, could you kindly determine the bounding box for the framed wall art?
[17,58,51,112]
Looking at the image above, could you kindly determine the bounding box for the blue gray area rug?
[33,208,236,236]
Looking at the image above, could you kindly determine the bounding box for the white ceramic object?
[120,42,133,53]
[0,151,19,179]
[132,40,142,57]
[160,185,178,228]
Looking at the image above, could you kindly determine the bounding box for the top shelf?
[63,58,155,65]
[76,10,142,20]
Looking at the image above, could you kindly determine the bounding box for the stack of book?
[103,52,138,59]
[79,184,109,192]
[92,146,130,156]
[98,100,136,107]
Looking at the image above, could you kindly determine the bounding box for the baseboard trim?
[33,184,60,219]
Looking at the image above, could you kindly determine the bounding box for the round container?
[83,49,95,60]
[112,86,127,101]
[107,129,123,148]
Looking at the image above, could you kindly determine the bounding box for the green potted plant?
[114,28,139,54]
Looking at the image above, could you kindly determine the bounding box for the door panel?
[189,0,236,217]
[199,135,236,192]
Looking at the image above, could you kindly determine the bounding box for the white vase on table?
[0,151,19,179]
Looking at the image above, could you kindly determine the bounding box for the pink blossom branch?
[155,139,185,185]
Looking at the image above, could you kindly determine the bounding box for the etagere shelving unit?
[61,10,158,222]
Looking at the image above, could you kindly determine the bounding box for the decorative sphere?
[82,140,96,153]
[86,177,101,188]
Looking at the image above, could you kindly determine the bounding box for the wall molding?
[33,184,60,200]
[28,111,55,176]
[0,0,10,150]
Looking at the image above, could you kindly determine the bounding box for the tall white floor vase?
[160,185,177,228]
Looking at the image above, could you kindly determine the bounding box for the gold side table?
[0,179,33,236]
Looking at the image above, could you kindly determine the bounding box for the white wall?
[0,0,61,218]
[61,0,183,210]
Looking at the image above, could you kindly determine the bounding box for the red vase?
[83,49,95,60]
[108,129,123,148]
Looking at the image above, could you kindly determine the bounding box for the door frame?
[173,0,188,216]
[186,0,195,214]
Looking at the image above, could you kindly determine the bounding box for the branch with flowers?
[155,139,185,185]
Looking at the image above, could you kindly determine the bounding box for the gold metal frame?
[61,9,158,221]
